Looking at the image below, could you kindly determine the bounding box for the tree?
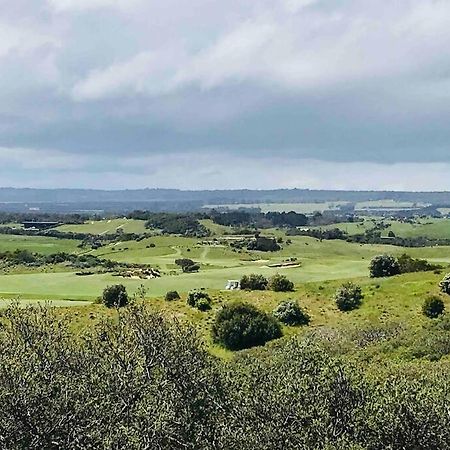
[212,302,282,350]
[369,255,400,278]
[422,296,445,318]
[240,273,268,290]
[439,273,450,295]
[102,284,129,308]
[165,290,180,301]
[335,282,363,312]
[269,274,294,292]
[273,300,310,326]
[187,290,212,311]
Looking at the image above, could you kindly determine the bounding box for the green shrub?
[273,300,310,326]
[369,254,400,278]
[165,290,180,301]
[422,296,445,318]
[212,302,282,350]
[240,273,268,290]
[269,274,294,292]
[102,284,129,308]
[187,290,212,310]
[439,273,450,295]
[335,283,363,312]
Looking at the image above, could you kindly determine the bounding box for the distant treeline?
[3,187,450,204]
[288,227,450,248]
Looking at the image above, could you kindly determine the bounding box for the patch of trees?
[175,258,200,273]
[127,212,209,237]
[0,225,146,245]
[210,209,351,229]
[240,273,295,292]
[247,236,281,252]
[2,303,450,449]
[369,254,441,278]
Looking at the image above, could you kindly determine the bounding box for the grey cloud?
[0,0,450,188]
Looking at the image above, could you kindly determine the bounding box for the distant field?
[1,234,449,301]
[0,234,81,255]
[56,218,147,235]
[315,218,450,240]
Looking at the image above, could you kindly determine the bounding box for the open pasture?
[56,218,147,235]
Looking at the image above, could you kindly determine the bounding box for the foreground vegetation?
[1,302,450,450]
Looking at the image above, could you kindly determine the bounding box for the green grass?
[0,234,81,255]
[56,218,147,235]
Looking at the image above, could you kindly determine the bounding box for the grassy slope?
[56,218,147,235]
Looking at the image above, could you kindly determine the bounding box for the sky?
[1,0,450,190]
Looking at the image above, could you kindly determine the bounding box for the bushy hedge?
[273,300,310,326]
[423,296,445,318]
[240,273,268,290]
[369,254,401,278]
[212,302,282,350]
[186,290,212,311]
[0,303,450,449]
[335,282,363,312]
[269,274,294,292]
[102,284,129,308]
[165,290,180,301]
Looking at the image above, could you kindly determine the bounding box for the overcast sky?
[1,0,450,190]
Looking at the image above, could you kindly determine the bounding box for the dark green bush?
[165,290,180,301]
[422,295,445,318]
[335,283,363,312]
[369,254,400,278]
[187,290,211,310]
[269,274,294,292]
[212,302,282,350]
[240,273,268,290]
[102,284,129,308]
[273,300,310,326]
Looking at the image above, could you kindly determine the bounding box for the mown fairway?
[0,234,81,254]
[0,231,449,301]
[56,218,147,234]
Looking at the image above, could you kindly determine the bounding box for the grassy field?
[0,233,449,301]
[56,218,148,235]
[0,234,81,254]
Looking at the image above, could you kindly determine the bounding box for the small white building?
[225,280,240,290]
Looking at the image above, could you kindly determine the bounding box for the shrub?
[102,284,129,308]
[369,254,400,278]
[269,274,294,292]
[212,302,282,350]
[165,290,180,301]
[273,300,310,326]
[175,258,199,272]
[439,273,450,295]
[422,296,445,318]
[397,253,440,274]
[187,290,211,311]
[240,273,268,290]
[335,283,363,312]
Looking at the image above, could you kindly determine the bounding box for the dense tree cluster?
[369,255,401,278]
